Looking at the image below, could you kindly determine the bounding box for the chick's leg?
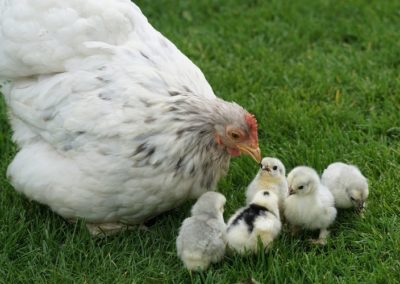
[290,225,301,236]
[310,229,330,245]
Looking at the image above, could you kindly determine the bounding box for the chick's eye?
[350,197,355,201]
[259,163,263,169]
[298,185,304,190]
[272,166,278,170]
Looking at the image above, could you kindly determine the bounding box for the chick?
[284,166,337,245]
[176,192,226,271]
[321,162,368,212]
[226,190,281,254]
[246,157,288,213]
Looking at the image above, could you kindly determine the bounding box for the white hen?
[0,0,261,234]
[321,162,369,211]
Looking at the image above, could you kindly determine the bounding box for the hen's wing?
[2,0,216,148]
[0,0,215,99]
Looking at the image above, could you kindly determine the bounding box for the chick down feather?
[176,192,227,271]
[284,166,337,244]
[321,162,368,210]
[227,190,281,254]
[246,157,288,212]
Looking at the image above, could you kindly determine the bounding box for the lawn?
[1,0,400,283]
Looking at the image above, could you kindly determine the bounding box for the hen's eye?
[298,185,304,190]
[350,197,355,201]
[272,166,278,170]
[231,132,240,139]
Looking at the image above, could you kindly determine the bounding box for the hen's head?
[214,103,261,162]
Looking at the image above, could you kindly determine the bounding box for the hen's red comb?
[245,113,259,144]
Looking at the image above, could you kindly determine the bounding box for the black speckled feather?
[228,204,271,233]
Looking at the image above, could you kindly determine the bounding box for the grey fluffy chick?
[176,192,226,271]
[321,162,368,212]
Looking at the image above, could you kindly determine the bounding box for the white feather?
[1,0,242,226]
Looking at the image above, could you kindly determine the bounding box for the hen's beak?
[237,144,262,163]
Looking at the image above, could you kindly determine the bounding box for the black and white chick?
[176,192,226,271]
[246,157,288,213]
[226,190,281,254]
[321,162,369,212]
[284,166,337,245]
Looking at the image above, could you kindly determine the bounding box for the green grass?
[1,0,400,283]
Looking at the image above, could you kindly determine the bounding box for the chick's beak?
[289,187,295,195]
[237,143,261,163]
[356,201,365,212]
